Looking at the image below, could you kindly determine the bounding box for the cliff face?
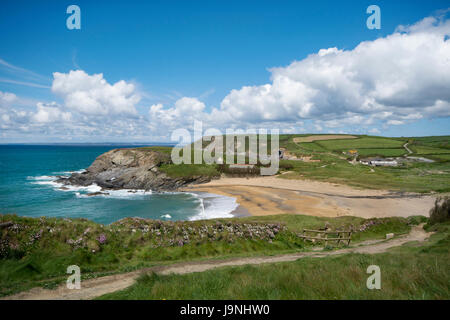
[57,148,211,192]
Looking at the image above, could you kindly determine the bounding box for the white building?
[369,159,398,166]
[360,158,398,167]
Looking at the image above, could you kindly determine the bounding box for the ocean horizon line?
[0,142,176,146]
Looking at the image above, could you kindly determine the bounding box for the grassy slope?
[278,135,450,193]
[140,135,450,193]
[159,163,220,178]
[139,146,223,178]
[316,136,405,150]
[0,214,415,297]
[99,222,450,300]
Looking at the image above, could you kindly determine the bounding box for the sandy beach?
[184,176,438,219]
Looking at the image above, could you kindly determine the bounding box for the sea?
[0,144,238,224]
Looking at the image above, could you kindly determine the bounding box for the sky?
[0,0,449,142]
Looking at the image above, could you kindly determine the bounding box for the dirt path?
[2,225,431,300]
[403,142,413,155]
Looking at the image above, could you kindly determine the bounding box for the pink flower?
[97,234,107,244]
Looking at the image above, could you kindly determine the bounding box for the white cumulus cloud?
[216,13,450,126]
[2,12,450,141]
[31,102,72,124]
[52,70,140,116]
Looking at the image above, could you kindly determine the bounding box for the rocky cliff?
[57,148,211,192]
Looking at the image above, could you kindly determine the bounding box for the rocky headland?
[57,148,212,192]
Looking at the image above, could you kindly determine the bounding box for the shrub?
[428,197,450,225]
[407,215,428,226]
[217,164,260,176]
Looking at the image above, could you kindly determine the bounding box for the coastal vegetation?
[1,134,448,299]
[279,152,450,193]
[277,135,450,193]
[428,197,450,225]
[138,135,450,193]
[0,213,418,297]
[100,200,449,300]
[159,163,221,179]
[99,221,449,300]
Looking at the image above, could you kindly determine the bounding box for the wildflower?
[97,233,107,244]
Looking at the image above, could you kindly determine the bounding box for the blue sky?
[0,0,449,142]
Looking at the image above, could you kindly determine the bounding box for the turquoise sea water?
[0,145,237,224]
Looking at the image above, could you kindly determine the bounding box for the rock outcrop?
[57,148,211,192]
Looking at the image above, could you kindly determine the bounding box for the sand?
[184,176,437,218]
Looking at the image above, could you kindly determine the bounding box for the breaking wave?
[189,192,238,221]
[27,175,239,220]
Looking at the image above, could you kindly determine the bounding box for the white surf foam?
[28,175,64,189]
[28,174,152,199]
[78,188,152,199]
[27,175,58,181]
[189,192,238,221]
[52,169,86,175]
[28,175,237,221]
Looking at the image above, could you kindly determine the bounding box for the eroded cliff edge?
[57,148,212,192]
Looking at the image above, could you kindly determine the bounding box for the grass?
[315,136,406,151]
[409,145,450,155]
[159,163,220,178]
[427,154,450,161]
[0,213,415,297]
[410,136,450,149]
[279,153,450,193]
[275,135,450,193]
[137,134,449,193]
[137,146,173,155]
[355,148,407,157]
[99,221,450,300]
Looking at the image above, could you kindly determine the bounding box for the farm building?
[360,158,398,167]
[371,159,398,166]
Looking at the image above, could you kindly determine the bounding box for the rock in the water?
[56,148,212,192]
[86,192,110,197]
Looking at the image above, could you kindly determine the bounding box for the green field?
[428,154,450,161]
[315,136,405,151]
[279,155,450,193]
[276,134,450,193]
[409,145,450,155]
[355,148,406,157]
[100,221,450,300]
[141,135,450,193]
[410,136,450,149]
